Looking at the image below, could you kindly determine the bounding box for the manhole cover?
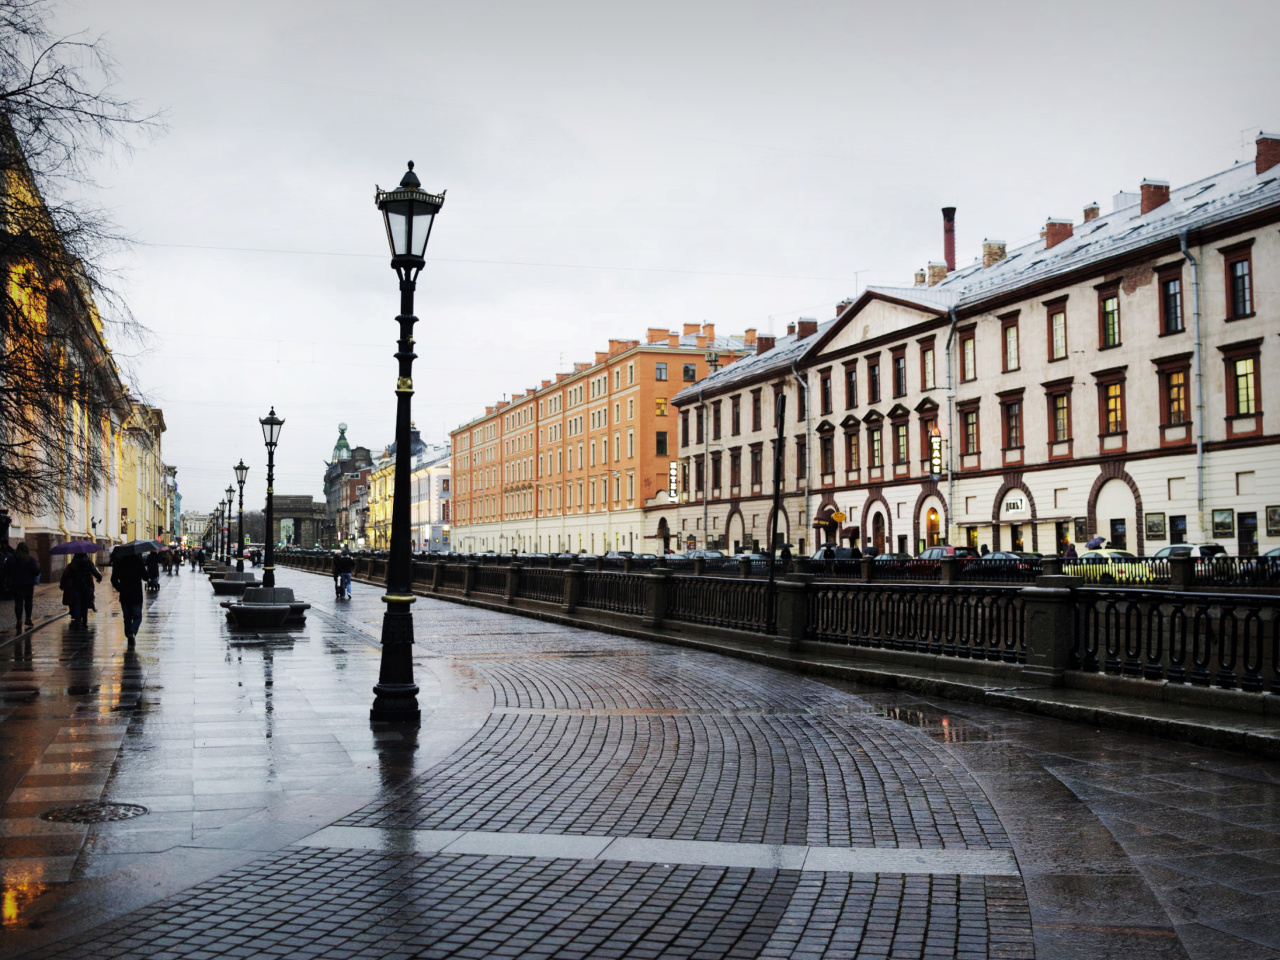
[39,802,148,824]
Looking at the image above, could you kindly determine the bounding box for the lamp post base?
[370,603,420,723]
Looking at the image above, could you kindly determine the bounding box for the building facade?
[658,134,1280,558]
[411,445,452,552]
[450,325,753,554]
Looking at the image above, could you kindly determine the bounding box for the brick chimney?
[797,319,818,339]
[701,322,715,341]
[647,327,668,344]
[541,380,552,389]
[756,335,776,355]
[683,323,700,336]
[1140,179,1170,215]
[574,362,590,373]
[595,351,608,364]
[695,335,707,349]
[1083,203,1101,222]
[668,334,680,348]
[982,240,1006,268]
[942,206,956,273]
[914,269,926,287]
[743,327,757,345]
[1045,218,1073,249]
[786,323,796,336]
[926,262,948,286]
[835,298,854,317]
[1258,131,1280,175]
[556,373,569,383]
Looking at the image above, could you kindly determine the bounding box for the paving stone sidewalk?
[0,566,1278,958]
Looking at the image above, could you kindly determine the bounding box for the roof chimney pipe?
[942,207,956,273]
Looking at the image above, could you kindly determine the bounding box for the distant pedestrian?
[981,544,990,556]
[334,549,355,600]
[60,552,102,628]
[849,545,863,560]
[145,551,160,592]
[1063,542,1077,559]
[111,553,146,642]
[4,542,40,630]
[779,545,792,563]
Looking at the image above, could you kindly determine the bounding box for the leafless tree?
[0,0,162,515]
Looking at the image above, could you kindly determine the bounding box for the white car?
[1151,543,1227,558]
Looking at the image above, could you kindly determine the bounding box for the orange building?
[451,324,753,554]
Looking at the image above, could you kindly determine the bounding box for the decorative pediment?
[839,414,861,431]
[861,408,884,425]
[887,403,911,420]
[914,396,940,415]
[815,419,836,435]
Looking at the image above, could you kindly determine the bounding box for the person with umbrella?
[59,551,102,628]
[1086,535,1105,549]
[4,542,40,630]
[145,549,160,593]
[110,541,154,642]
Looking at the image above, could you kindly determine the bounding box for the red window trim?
[1091,365,1128,448]
[1154,260,1186,337]
[1219,337,1263,435]
[1151,352,1193,444]
[1043,295,1069,363]
[1219,238,1256,321]
[1095,280,1122,351]
[999,310,1020,373]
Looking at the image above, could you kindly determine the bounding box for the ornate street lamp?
[370,161,445,723]
[234,459,249,572]
[260,407,284,589]
[217,500,226,563]
[225,485,235,565]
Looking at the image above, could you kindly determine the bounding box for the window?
[893,423,908,463]
[680,410,689,447]
[1222,240,1254,319]
[920,342,935,390]
[1048,306,1067,361]
[695,407,704,444]
[1153,354,1192,429]
[729,449,741,486]
[655,362,667,381]
[844,431,859,470]
[711,400,722,440]
[655,398,668,416]
[655,431,668,455]
[868,426,882,467]
[1001,398,1023,449]
[1093,368,1127,437]
[1158,265,1184,335]
[1104,383,1124,433]
[868,358,881,402]
[1098,283,1121,348]
[751,390,762,431]
[960,331,976,382]
[628,363,634,384]
[1234,358,1256,414]
[820,435,834,474]
[711,453,721,490]
[820,371,833,414]
[1001,314,1019,371]
[844,363,858,408]
[1167,370,1188,423]
[958,401,980,456]
[796,383,806,421]
[750,445,762,485]
[796,437,807,478]
[1051,393,1070,442]
[731,395,741,435]
[694,457,704,493]
[1220,339,1262,426]
[683,363,697,382]
[892,349,907,397]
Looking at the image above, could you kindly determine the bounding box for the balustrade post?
[506,562,522,604]
[1041,556,1063,577]
[774,573,813,647]
[692,557,706,577]
[463,561,477,597]
[564,563,584,613]
[431,559,444,593]
[644,568,673,628]
[738,556,752,579]
[1169,555,1194,590]
[1020,574,1080,687]
[939,556,959,585]
[623,557,633,573]
[861,557,876,582]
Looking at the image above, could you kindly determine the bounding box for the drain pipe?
[944,307,959,546]
[790,356,811,549]
[1180,231,1205,538]
[700,388,709,549]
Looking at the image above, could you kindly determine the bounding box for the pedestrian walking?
[4,542,40,630]
[111,552,146,642]
[334,548,355,600]
[145,551,160,593]
[60,552,103,628]
[1063,542,1077,559]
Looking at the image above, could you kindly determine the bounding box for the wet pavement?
[0,567,1278,958]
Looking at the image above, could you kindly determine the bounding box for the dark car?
[810,544,858,560]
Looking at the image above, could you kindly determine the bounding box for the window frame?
[1220,238,1255,321]
[1219,337,1263,436]
[918,336,936,391]
[959,327,976,382]
[891,346,908,398]
[1092,366,1128,450]
[1000,312,1020,372]
[819,367,833,415]
[1155,261,1185,336]
[654,362,668,381]
[1096,281,1122,350]
[867,354,881,403]
[1152,352,1193,443]
[682,363,697,382]
[1044,296,1068,363]
[843,361,858,409]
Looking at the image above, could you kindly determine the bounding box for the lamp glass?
[260,408,284,447]
[234,461,248,485]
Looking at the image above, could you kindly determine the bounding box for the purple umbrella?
[49,540,100,555]
[1086,536,1105,549]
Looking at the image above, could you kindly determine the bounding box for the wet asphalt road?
[1,566,1279,958]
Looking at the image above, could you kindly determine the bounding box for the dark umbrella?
[1086,536,1104,549]
[112,539,162,558]
[49,540,100,555]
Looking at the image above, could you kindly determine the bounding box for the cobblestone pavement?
[1,567,1279,958]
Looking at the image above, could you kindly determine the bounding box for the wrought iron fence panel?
[1073,588,1279,692]
[519,568,565,604]
[806,583,1024,661]
[666,577,773,632]
[579,572,646,615]
[1191,555,1280,588]
[443,564,467,588]
[957,559,1042,584]
[473,566,507,595]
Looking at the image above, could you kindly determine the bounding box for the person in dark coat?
[144,551,160,591]
[60,553,102,628]
[4,542,40,629]
[111,552,146,641]
[1063,542,1077,559]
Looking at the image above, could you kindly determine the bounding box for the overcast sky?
[51,0,1280,516]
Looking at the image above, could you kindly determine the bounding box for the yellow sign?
[832,511,846,523]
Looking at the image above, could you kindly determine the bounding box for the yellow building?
[366,454,394,550]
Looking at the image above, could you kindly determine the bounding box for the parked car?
[684,549,726,559]
[810,544,859,560]
[1151,543,1227,558]
[917,545,980,561]
[603,551,634,559]
[1065,549,1153,583]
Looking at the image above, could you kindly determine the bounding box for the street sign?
[930,431,943,478]
[668,460,679,500]
[832,511,846,523]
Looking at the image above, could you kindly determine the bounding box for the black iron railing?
[473,565,507,595]
[1074,588,1280,692]
[807,583,1026,662]
[519,567,565,604]
[442,564,467,589]
[579,572,646,615]
[667,576,774,633]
